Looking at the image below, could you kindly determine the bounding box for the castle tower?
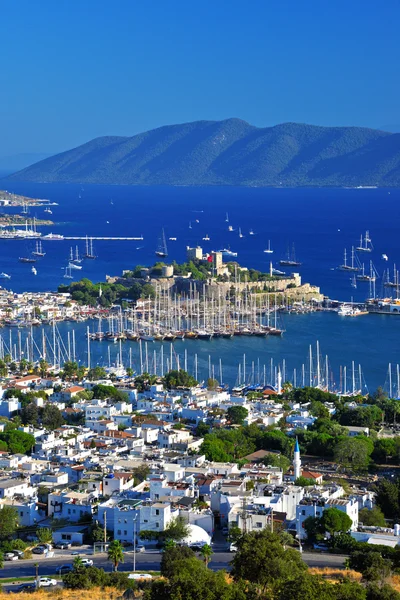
[293,437,301,481]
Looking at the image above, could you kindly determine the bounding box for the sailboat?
[83,236,96,259]
[225,212,229,222]
[155,228,168,258]
[239,228,244,238]
[249,229,255,235]
[31,266,37,275]
[264,240,273,254]
[44,207,52,214]
[279,243,302,266]
[338,247,359,272]
[350,274,357,289]
[202,234,210,241]
[356,230,373,252]
[63,266,73,279]
[32,240,45,257]
[189,221,192,229]
[71,246,82,264]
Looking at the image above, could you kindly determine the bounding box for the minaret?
[293,437,301,481]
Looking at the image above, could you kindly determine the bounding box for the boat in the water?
[68,262,82,270]
[264,240,273,254]
[32,240,45,257]
[0,273,11,279]
[83,236,96,259]
[31,266,37,275]
[279,243,302,266]
[239,228,244,238]
[249,229,254,235]
[338,304,368,317]
[63,266,73,279]
[202,234,210,241]
[19,256,36,264]
[338,247,359,272]
[70,246,82,264]
[155,228,168,258]
[44,207,52,214]
[42,233,64,240]
[356,230,373,252]
[219,248,238,258]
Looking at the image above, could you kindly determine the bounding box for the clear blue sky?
[2,0,399,156]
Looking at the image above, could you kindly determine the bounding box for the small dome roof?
[182,524,211,546]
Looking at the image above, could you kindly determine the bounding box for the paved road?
[0,551,346,582]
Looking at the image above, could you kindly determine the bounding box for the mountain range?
[6,119,400,187]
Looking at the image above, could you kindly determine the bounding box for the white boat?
[189,221,192,229]
[382,254,388,261]
[63,266,73,279]
[219,248,238,258]
[264,240,273,254]
[225,212,229,222]
[249,229,254,235]
[42,233,64,240]
[338,304,367,317]
[155,228,168,258]
[169,237,177,241]
[32,240,45,257]
[31,266,37,275]
[71,246,82,264]
[44,207,52,214]
[0,273,11,279]
[202,234,210,241]
[228,225,234,232]
[68,262,82,270]
[239,228,244,238]
[271,267,285,275]
[356,230,373,252]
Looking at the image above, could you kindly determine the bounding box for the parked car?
[55,542,71,550]
[229,543,237,552]
[32,546,46,554]
[13,583,36,593]
[313,543,329,551]
[128,573,152,580]
[136,545,145,553]
[38,577,57,587]
[58,564,73,575]
[12,550,24,559]
[81,558,93,567]
[221,527,229,536]
[4,552,19,561]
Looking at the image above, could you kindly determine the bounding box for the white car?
[81,558,94,567]
[128,573,152,580]
[4,552,18,561]
[38,577,57,587]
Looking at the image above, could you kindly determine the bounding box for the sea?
[1,180,400,393]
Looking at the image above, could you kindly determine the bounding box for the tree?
[276,572,335,600]
[163,370,198,390]
[359,507,386,527]
[207,378,219,391]
[107,539,124,571]
[200,543,213,567]
[228,525,243,545]
[294,476,316,487]
[36,527,53,543]
[227,406,249,425]
[21,402,39,426]
[230,530,307,595]
[321,507,352,537]
[0,505,19,540]
[160,544,196,579]
[0,429,35,454]
[374,479,400,520]
[348,551,392,583]
[366,584,400,600]
[87,366,107,381]
[39,359,49,377]
[126,367,134,378]
[334,437,373,472]
[41,404,64,430]
[163,516,190,543]
[132,464,150,484]
[262,453,291,472]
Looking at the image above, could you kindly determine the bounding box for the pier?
[54,236,144,241]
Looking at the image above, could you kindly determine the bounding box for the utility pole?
[104,511,107,549]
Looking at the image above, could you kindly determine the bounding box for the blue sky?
[2,0,399,156]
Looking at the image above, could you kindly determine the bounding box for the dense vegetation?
[9,119,400,187]
[58,277,155,307]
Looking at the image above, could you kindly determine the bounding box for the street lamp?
[133,513,138,573]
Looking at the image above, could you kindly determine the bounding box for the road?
[0,551,346,581]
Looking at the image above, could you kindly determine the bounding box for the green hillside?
[7,119,400,186]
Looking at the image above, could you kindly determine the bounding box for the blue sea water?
[1,181,400,391]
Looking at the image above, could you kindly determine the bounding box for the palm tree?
[107,539,124,571]
[200,544,213,568]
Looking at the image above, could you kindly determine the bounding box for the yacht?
[32,240,45,257]
[31,266,37,275]
[202,234,210,241]
[219,248,238,258]
[0,273,11,279]
[264,240,273,254]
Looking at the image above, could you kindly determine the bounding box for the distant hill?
[6,119,400,187]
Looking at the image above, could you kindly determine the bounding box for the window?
[68,509,71,515]
[124,519,127,524]
[256,522,262,528]
[117,530,121,535]
[144,519,148,523]
[20,512,23,517]
[155,509,159,516]
[316,511,320,516]
[124,530,127,535]
[105,481,108,486]
[301,510,306,516]
[118,519,121,523]
[156,522,159,528]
